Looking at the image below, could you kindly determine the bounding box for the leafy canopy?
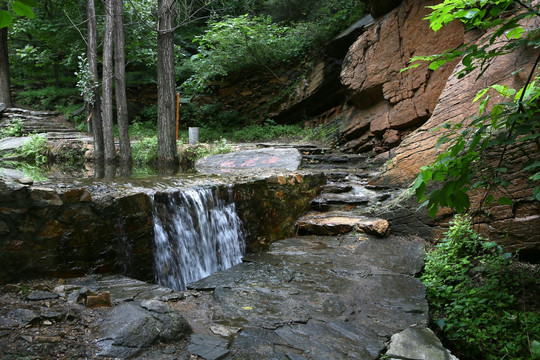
[407,0,540,217]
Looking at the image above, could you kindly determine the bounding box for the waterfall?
[152,187,245,291]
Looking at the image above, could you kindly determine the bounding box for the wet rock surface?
[195,147,302,175]
[0,145,450,359]
[0,276,192,359]
[187,234,428,359]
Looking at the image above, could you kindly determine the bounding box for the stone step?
[296,211,389,237]
[257,143,331,155]
[310,175,396,211]
[3,108,60,117]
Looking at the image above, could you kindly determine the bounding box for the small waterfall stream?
[152,187,245,291]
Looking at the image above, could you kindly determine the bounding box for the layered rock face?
[338,0,464,155]
[337,0,539,256]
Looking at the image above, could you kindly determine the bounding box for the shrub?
[132,136,158,166]
[18,134,49,165]
[179,101,244,134]
[0,119,25,138]
[422,215,540,359]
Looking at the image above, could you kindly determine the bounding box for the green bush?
[131,136,158,166]
[422,215,540,359]
[179,101,244,135]
[0,119,25,138]
[18,134,49,165]
[181,138,232,164]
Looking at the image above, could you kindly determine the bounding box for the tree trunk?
[102,0,117,164]
[113,0,131,165]
[0,19,12,107]
[157,0,179,170]
[87,0,104,163]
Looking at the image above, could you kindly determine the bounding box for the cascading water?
[152,187,245,291]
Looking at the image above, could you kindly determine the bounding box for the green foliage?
[15,86,80,111]
[403,0,540,78]
[17,133,49,165]
[181,0,364,95]
[231,120,305,142]
[180,101,244,131]
[129,119,158,139]
[132,136,158,166]
[422,215,540,359]
[181,138,232,163]
[75,55,98,105]
[408,0,540,216]
[0,119,24,138]
[134,105,159,123]
[181,15,303,93]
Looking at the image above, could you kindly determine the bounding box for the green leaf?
[436,319,446,329]
[428,202,439,218]
[505,27,524,40]
[0,10,13,28]
[473,88,489,103]
[12,1,35,19]
[497,197,512,206]
[429,59,448,71]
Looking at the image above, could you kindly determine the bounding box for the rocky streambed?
[0,146,456,359]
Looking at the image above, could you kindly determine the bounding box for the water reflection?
[0,160,188,182]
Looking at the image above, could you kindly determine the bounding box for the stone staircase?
[297,172,401,238]
[1,108,91,139]
[0,107,92,154]
[257,142,401,239]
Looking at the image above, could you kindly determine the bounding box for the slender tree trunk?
[102,0,117,164]
[87,0,104,163]
[157,0,179,170]
[0,17,12,107]
[113,0,131,165]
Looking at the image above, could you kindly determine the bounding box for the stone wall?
[0,174,325,284]
[234,173,325,252]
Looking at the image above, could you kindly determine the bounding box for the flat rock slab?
[188,334,230,360]
[0,136,33,152]
[297,212,389,236]
[195,148,302,175]
[188,235,428,359]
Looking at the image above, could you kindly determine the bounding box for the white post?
[189,127,200,145]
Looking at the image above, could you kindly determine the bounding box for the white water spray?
[152,187,245,291]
